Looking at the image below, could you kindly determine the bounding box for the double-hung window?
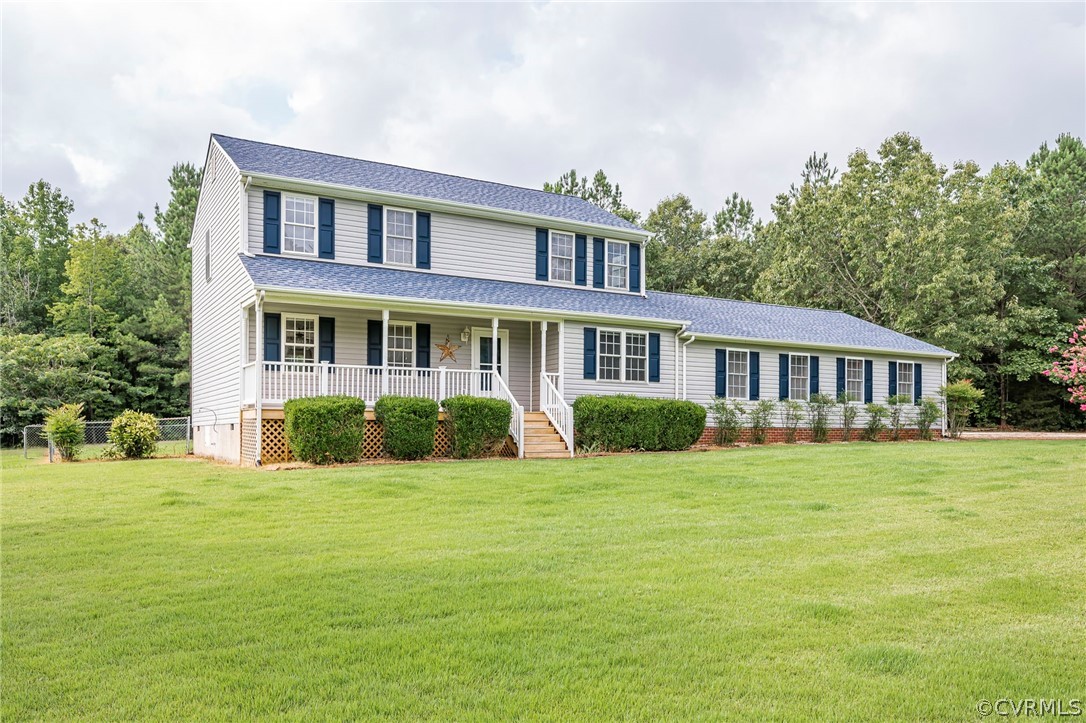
[727,350,749,399]
[790,354,810,401]
[550,231,574,282]
[597,329,647,382]
[598,330,622,381]
[283,195,316,255]
[385,209,415,266]
[846,358,865,402]
[283,315,316,363]
[387,323,415,367]
[897,361,914,399]
[625,332,647,382]
[607,241,628,290]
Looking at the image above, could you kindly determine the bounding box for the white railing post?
[439,366,447,402]
[319,361,329,395]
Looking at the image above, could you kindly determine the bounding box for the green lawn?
[3,442,1084,720]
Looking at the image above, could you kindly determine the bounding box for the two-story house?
[190,135,955,464]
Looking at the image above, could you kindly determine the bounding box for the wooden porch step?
[517,411,572,458]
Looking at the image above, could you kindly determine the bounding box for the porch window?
[550,231,574,282]
[897,361,914,399]
[790,354,809,401]
[598,330,622,381]
[625,332,647,381]
[846,358,864,402]
[607,241,628,290]
[387,322,415,367]
[284,315,316,363]
[727,350,749,399]
[283,195,316,255]
[385,209,415,266]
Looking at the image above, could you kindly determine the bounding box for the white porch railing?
[249,362,525,456]
[541,371,574,457]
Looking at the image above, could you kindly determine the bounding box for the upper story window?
[597,329,647,382]
[790,354,809,401]
[284,315,316,363]
[387,322,415,367]
[846,357,865,402]
[283,195,316,255]
[897,361,914,399]
[607,241,628,290]
[385,209,415,266]
[550,231,574,282]
[727,350,749,399]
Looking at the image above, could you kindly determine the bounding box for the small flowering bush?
[1044,319,1086,411]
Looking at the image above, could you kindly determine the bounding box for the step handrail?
[492,371,525,458]
[540,372,574,457]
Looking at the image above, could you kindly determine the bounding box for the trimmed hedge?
[283,395,366,464]
[374,395,439,460]
[440,395,511,458]
[572,395,706,452]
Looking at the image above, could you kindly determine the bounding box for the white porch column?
[557,320,566,396]
[539,321,549,409]
[491,316,499,392]
[381,309,389,395]
[254,292,264,465]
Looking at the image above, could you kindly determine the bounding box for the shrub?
[942,380,984,439]
[807,393,835,443]
[886,395,912,438]
[863,404,888,441]
[374,396,439,460]
[43,403,85,461]
[573,395,706,452]
[283,395,367,464]
[916,398,942,440]
[441,395,511,458]
[105,410,159,459]
[838,392,859,441]
[780,399,805,443]
[748,399,776,444]
[709,397,744,445]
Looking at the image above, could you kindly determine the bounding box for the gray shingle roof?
[240,255,953,357]
[213,134,643,233]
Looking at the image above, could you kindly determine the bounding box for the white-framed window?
[283,194,316,255]
[550,231,574,282]
[897,361,914,399]
[606,241,628,290]
[387,322,415,367]
[846,357,865,402]
[790,354,809,401]
[385,208,415,266]
[283,314,317,363]
[597,328,649,383]
[727,349,749,399]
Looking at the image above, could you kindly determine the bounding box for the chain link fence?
[23,416,191,459]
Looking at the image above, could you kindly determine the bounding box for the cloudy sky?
[3,2,1083,231]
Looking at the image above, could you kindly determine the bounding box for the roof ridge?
[211,133,628,219]
[648,288,849,315]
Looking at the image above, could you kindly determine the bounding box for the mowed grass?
[2,441,1084,720]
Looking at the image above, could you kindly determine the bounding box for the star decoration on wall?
[436,335,461,363]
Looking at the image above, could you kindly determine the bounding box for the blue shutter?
[715,349,727,397]
[263,191,280,254]
[630,244,641,293]
[836,357,846,398]
[575,234,587,285]
[749,351,760,400]
[263,312,281,362]
[914,363,923,405]
[810,356,820,397]
[367,319,382,366]
[888,361,897,400]
[592,237,605,288]
[318,317,335,363]
[318,198,335,259]
[583,327,597,379]
[367,204,383,263]
[648,332,660,382]
[416,212,431,269]
[779,354,790,400]
[416,323,431,368]
[864,359,873,404]
[536,229,549,280]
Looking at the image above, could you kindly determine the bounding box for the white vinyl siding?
[550,231,574,283]
[385,208,415,266]
[727,350,748,399]
[846,358,864,402]
[897,361,914,399]
[790,354,809,401]
[606,241,628,290]
[562,321,677,401]
[283,195,316,255]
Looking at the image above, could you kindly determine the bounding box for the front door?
[473,328,510,389]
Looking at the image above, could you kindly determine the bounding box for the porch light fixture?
[460,327,470,342]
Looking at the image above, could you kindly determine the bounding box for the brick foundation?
[697,426,925,445]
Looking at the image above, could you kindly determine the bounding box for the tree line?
[547,132,1086,429]
[1,131,1082,445]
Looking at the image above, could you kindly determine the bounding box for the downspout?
[674,324,687,399]
[254,290,265,465]
[941,356,949,437]
[681,330,696,401]
[240,176,253,256]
